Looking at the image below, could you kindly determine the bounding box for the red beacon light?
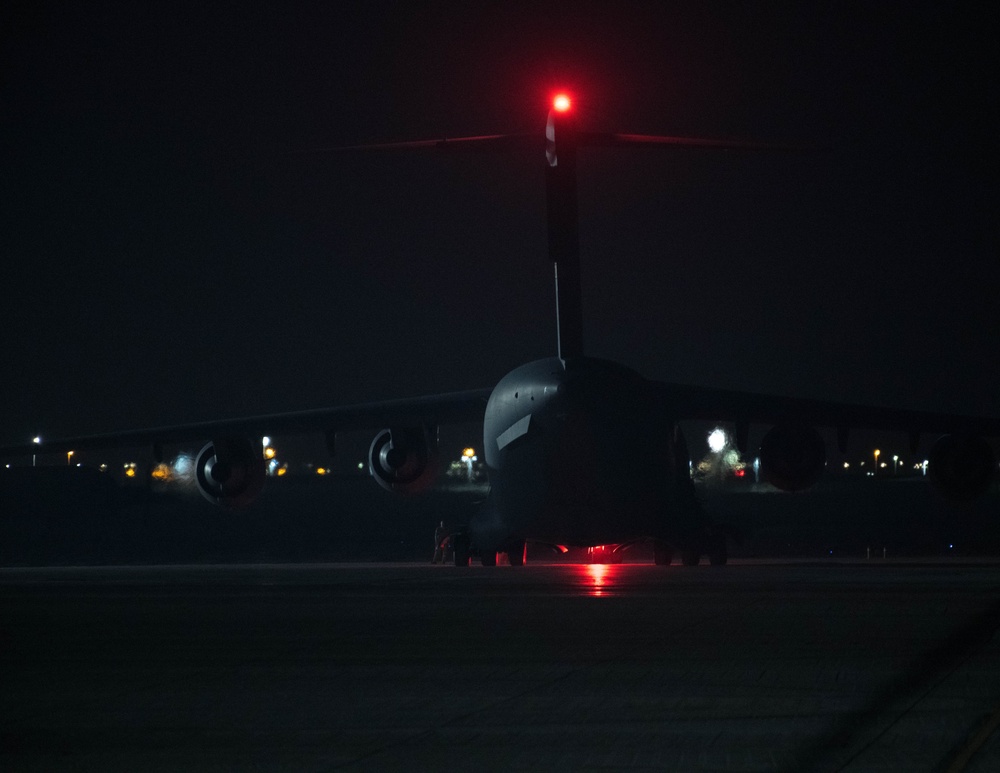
[552,94,571,113]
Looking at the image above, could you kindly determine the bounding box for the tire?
[708,537,728,566]
[507,540,527,566]
[453,535,471,566]
[681,548,700,566]
[653,542,674,566]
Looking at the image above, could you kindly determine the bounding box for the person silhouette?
[432,521,449,564]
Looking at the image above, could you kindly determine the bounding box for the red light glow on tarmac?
[577,563,620,597]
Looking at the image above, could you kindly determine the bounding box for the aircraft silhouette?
[4,94,998,566]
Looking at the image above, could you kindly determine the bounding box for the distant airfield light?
[173,454,193,476]
[553,93,571,112]
[708,428,727,454]
[264,446,277,460]
[461,447,478,481]
[66,450,74,466]
[843,462,850,469]
[316,467,328,476]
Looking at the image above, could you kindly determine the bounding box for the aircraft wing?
[657,380,1000,441]
[306,130,809,155]
[0,389,493,458]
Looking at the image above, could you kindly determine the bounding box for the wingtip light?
[553,94,571,113]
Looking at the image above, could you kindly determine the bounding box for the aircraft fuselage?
[470,357,706,556]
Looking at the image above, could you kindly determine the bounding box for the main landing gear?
[479,539,527,567]
[654,534,728,566]
[451,535,527,567]
[452,534,472,566]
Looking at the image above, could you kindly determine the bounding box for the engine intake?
[928,434,996,501]
[758,423,826,492]
[368,427,437,494]
[195,436,265,509]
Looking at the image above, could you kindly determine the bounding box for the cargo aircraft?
[4,94,999,566]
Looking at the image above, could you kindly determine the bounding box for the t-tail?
[545,93,584,364]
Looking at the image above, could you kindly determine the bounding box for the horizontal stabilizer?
[301,132,813,155]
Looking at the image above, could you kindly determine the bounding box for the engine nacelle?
[928,434,996,501]
[758,423,826,492]
[195,436,265,509]
[368,427,437,494]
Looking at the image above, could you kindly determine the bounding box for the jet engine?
[758,423,826,492]
[928,434,996,500]
[368,427,438,494]
[194,436,265,509]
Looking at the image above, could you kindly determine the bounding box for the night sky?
[2,1,997,448]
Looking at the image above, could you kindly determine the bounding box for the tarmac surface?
[3,560,1000,772]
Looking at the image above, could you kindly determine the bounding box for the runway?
[3,561,1000,772]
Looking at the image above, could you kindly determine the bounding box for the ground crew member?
[432,521,449,563]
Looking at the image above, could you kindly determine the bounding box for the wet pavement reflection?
[578,562,617,597]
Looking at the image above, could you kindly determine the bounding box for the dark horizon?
[3,2,997,446]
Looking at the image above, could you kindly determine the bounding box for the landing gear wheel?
[708,537,728,566]
[507,540,527,566]
[453,535,471,567]
[653,542,674,566]
[681,548,700,566]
